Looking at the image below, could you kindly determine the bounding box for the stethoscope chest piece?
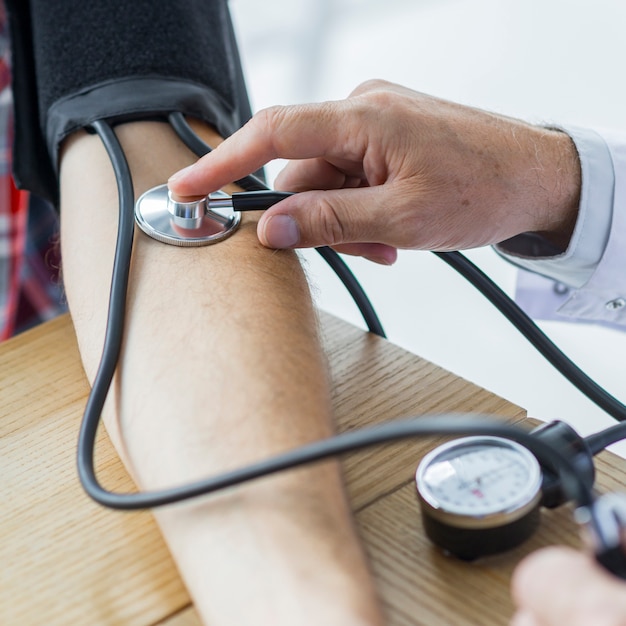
[415,436,543,560]
[135,184,241,246]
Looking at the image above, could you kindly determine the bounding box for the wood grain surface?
[2,312,620,625]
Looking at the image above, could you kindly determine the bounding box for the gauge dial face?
[416,436,542,519]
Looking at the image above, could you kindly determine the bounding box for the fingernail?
[168,164,195,183]
[262,215,300,248]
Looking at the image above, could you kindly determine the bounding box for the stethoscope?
[77,114,626,579]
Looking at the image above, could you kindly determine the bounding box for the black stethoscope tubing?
[77,117,624,515]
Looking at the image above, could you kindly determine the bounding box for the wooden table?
[2,312,625,625]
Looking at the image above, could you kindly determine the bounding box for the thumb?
[257,186,392,250]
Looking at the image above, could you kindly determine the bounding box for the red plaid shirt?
[0,4,65,340]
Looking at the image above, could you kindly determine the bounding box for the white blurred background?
[229,0,626,455]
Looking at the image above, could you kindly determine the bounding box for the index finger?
[168,101,352,197]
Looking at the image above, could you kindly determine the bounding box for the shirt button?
[606,298,626,311]
[553,282,569,295]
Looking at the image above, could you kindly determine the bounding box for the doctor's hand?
[169,79,581,265]
[510,546,626,626]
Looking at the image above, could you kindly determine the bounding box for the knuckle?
[365,88,402,112]
[387,192,432,249]
[348,85,406,125]
[350,78,392,97]
[257,104,287,128]
[313,196,347,246]
[255,105,290,156]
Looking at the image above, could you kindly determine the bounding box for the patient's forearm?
[59,121,383,625]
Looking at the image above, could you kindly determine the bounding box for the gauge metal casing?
[415,436,543,560]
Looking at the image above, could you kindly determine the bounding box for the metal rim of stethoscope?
[134,185,241,247]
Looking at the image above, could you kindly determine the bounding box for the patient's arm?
[59,120,384,625]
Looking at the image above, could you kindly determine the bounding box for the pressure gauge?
[415,436,543,560]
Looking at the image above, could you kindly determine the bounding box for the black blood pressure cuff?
[5,0,253,206]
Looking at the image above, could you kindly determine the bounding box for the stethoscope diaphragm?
[135,184,241,247]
